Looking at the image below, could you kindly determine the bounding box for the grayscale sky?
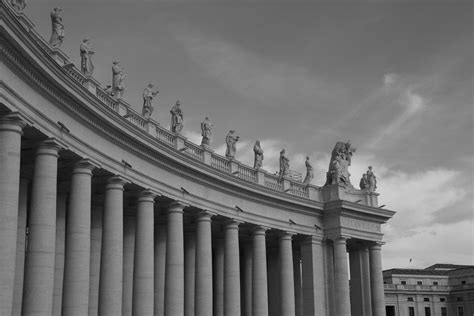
[24,0,473,269]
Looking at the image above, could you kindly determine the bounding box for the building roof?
[383,264,474,277]
[424,264,473,271]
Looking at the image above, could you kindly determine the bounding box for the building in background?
[384,264,474,316]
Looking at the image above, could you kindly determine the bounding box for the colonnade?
[0,113,387,315]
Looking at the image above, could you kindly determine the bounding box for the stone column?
[224,220,241,316]
[154,223,167,316]
[349,244,372,316]
[12,177,29,316]
[89,205,102,316]
[164,201,186,316]
[213,237,224,316]
[132,190,156,316]
[324,240,335,316]
[123,213,135,316]
[301,236,326,316]
[53,192,67,316]
[22,139,62,315]
[333,236,351,316]
[361,244,372,316]
[62,160,95,315]
[242,241,253,316]
[195,211,213,316]
[0,114,25,315]
[370,243,385,316]
[279,232,295,316]
[98,176,126,315]
[184,228,196,316]
[252,226,268,316]
[293,248,303,316]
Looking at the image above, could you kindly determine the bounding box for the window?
[440,298,446,302]
[425,307,431,316]
[461,280,466,285]
[458,306,464,316]
[424,298,430,302]
[408,297,414,302]
[401,280,407,285]
[457,296,463,302]
[433,281,438,285]
[441,307,447,316]
[417,281,423,285]
[409,307,415,316]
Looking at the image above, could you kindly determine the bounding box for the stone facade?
[384,264,474,316]
[0,2,395,315]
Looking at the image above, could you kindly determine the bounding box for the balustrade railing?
[237,164,257,183]
[96,88,117,111]
[211,154,230,173]
[124,108,147,130]
[63,65,86,85]
[184,141,204,162]
[264,173,284,191]
[155,126,175,147]
[289,181,309,198]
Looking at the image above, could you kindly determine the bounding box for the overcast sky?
[23,0,473,270]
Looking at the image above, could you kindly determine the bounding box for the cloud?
[169,23,335,108]
[383,73,399,89]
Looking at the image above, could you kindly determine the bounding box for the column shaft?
[123,214,135,316]
[195,212,213,316]
[154,224,167,316]
[12,178,29,316]
[370,243,385,316]
[184,230,196,316]
[279,233,295,316]
[224,220,241,316]
[0,114,25,314]
[88,205,102,316]
[62,160,94,315]
[333,237,351,316]
[293,249,303,316]
[164,202,185,316]
[252,227,268,316]
[213,237,224,316]
[53,192,66,316]
[22,140,61,315]
[361,245,372,316]
[243,242,253,316]
[301,236,326,316]
[132,191,155,316]
[98,176,125,315]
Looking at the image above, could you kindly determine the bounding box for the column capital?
[167,200,188,213]
[105,175,127,190]
[369,241,385,250]
[72,158,99,175]
[330,235,350,244]
[224,218,243,229]
[137,189,159,203]
[278,231,296,240]
[36,138,66,156]
[252,225,270,236]
[0,112,30,132]
[196,210,215,222]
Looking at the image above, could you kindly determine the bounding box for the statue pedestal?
[202,147,213,166]
[229,160,239,175]
[322,184,347,202]
[174,134,186,151]
[145,119,159,136]
[115,100,129,117]
[256,169,265,185]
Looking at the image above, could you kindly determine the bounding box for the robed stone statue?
[112,61,125,99]
[49,8,64,48]
[225,130,239,159]
[303,156,314,185]
[200,117,212,147]
[279,149,290,178]
[253,140,264,169]
[80,37,94,77]
[142,84,159,118]
[325,141,356,187]
[170,100,184,133]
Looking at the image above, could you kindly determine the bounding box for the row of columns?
[0,113,386,316]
